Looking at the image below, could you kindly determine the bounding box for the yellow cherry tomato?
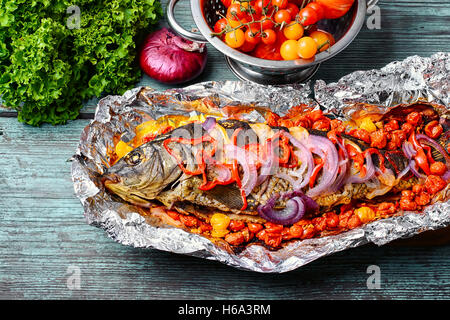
[310,30,332,52]
[210,213,231,238]
[227,17,241,28]
[225,29,245,48]
[359,117,377,133]
[280,40,300,60]
[355,207,375,224]
[283,22,304,40]
[297,36,317,59]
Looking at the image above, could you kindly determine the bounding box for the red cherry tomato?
[305,2,325,20]
[239,40,256,52]
[285,3,300,20]
[254,0,272,14]
[298,7,319,26]
[271,0,287,9]
[245,28,261,45]
[260,15,275,29]
[274,9,291,24]
[220,0,232,8]
[228,3,247,20]
[253,29,286,60]
[214,18,228,34]
[261,29,277,45]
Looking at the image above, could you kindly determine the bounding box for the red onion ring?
[281,132,314,189]
[282,190,319,215]
[202,117,216,132]
[305,135,339,198]
[256,138,276,186]
[224,144,258,196]
[257,195,305,226]
[416,133,450,173]
[402,141,417,159]
[396,163,411,181]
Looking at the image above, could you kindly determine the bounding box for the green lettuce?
[0,0,162,125]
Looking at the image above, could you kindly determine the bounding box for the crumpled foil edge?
[72,52,450,273]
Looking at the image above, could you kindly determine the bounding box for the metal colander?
[203,0,227,28]
[167,0,367,84]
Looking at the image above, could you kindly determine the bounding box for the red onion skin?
[139,28,207,84]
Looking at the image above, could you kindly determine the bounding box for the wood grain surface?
[1,0,449,300]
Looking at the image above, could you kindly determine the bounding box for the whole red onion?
[139,28,207,84]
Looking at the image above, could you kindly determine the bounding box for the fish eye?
[125,150,142,166]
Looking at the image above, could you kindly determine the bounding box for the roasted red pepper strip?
[414,148,432,175]
[163,135,216,176]
[309,162,324,188]
[408,132,431,175]
[346,143,365,173]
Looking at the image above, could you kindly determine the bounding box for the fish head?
[102,142,182,207]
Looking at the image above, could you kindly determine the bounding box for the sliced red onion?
[224,144,258,196]
[202,117,216,132]
[215,163,232,182]
[281,132,314,189]
[402,141,417,159]
[257,195,305,226]
[282,190,319,215]
[276,172,297,186]
[329,138,349,192]
[305,135,339,198]
[256,138,276,186]
[396,163,411,181]
[409,159,426,179]
[443,170,450,181]
[346,151,376,184]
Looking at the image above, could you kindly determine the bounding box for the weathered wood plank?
[1,116,450,299]
[1,0,450,300]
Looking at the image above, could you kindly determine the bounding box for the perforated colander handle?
[167,0,208,43]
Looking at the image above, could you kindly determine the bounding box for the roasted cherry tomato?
[424,120,443,139]
[430,161,447,176]
[220,0,232,8]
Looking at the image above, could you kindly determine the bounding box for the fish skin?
[103,119,412,216]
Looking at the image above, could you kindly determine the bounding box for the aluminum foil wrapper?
[72,53,450,273]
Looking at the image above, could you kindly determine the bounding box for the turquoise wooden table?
[1,0,450,300]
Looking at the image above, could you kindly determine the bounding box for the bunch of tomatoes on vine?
[212,0,355,60]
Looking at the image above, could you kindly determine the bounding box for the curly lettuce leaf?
[0,0,162,125]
